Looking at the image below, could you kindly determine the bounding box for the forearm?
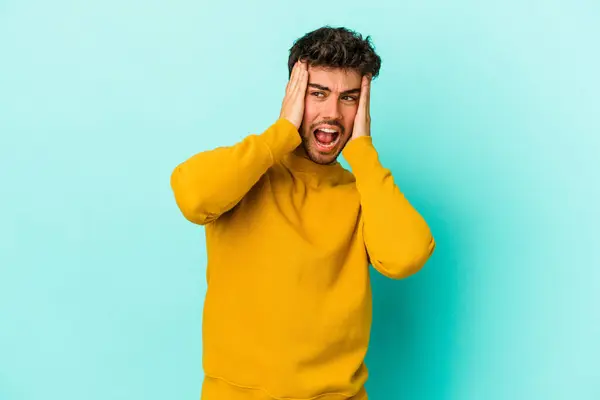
[343,136,435,279]
[170,118,301,225]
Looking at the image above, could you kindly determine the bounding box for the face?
[298,66,363,165]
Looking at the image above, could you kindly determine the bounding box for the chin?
[305,142,343,165]
[299,128,348,165]
[308,151,338,165]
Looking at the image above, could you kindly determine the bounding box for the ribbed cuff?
[342,136,379,174]
[259,118,302,162]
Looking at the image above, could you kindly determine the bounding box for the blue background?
[1,1,599,399]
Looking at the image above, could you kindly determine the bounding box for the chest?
[205,167,367,289]
[213,167,362,255]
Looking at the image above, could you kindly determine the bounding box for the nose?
[322,96,343,121]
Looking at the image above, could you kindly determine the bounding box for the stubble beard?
[300,132,341,165]
[298,122,352,165]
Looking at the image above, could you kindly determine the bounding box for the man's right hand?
[279,60,308,129]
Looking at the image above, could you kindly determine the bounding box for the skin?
[280,60,372,165]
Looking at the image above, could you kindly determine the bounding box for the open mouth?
[313,127,341,152]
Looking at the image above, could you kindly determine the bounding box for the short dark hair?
[287,26,381,79]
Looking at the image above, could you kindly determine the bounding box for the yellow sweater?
[170,118,435,400]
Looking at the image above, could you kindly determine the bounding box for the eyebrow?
[308,83,361,95]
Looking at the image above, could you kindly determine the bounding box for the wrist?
[351,132,370,140]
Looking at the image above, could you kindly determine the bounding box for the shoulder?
[340,168,356,184]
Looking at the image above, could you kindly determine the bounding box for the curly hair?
[287,26,381,79]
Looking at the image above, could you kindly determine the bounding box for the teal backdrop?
[1,1,599,399]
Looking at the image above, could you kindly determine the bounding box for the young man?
[171,26,435,400]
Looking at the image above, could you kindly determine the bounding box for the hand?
[279,60,308,129]
[351,74,372,140]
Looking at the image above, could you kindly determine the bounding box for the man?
[171,26,435,400]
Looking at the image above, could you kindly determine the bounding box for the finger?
[290,64,307,100]
[291,60,308,96]
[288,60,302,94]
[287,61,300,92]
[366,75,371,117]
[359,75,369,114]
[287,60,300,93]
[298,63,309,97]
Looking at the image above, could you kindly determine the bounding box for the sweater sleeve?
[342,136,436,279]
[170,118,301,225]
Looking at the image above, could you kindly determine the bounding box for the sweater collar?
[281,149,346,184]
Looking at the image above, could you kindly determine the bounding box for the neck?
[282,145,344,183]
[293,144,340,166]
[293,144,311,160]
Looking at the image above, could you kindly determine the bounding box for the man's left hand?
[350,74,372,140]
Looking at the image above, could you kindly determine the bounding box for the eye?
[311,91,325,97]
[342,95,358,102]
